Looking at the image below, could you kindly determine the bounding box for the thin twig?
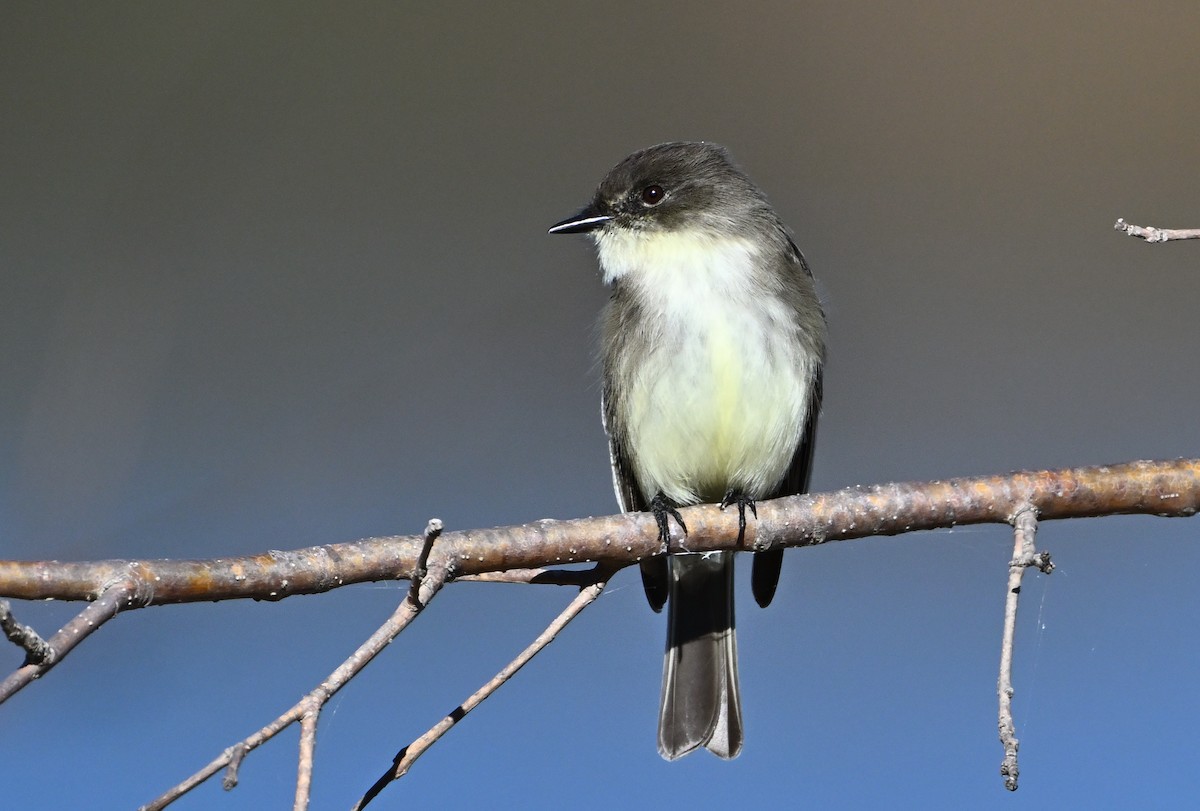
[0,599,53,664]
[222,745,247,790]
[1114,218,1200,242]
[352,564,616,810]
[295,708,319,811]
[407,519,443,606]
[139,557,452,810]
[997,505,1053,791]
[455,567,609,586]
[0,582,134,702]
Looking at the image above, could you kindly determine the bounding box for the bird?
[549,141,825,760]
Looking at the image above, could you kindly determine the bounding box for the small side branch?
[1114,218,1200,243]
[0,582,133,702]
[997,506,1054,791]
[140,522,451,811]
[295,709,319,811]
[455,567,610,586]
[352,564,616,810]
[0,599,53,665]
[406,519,443,606]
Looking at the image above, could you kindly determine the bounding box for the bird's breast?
[601,232,814,506]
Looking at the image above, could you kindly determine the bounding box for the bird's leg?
[719,489,757,546]
[650,491,687,546]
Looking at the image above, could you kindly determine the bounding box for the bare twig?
[997,505,1054,791]
[0,582,135,702]
[1114,218,1200,242]
[407,519,443,606]
[295,709,319,811]
[352,564,616,810]
[222,745,247,790]
[455,567,609,586]
[0,599,53,665]
[139,555,452,810]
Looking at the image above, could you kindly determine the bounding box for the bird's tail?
[658,551,743,760]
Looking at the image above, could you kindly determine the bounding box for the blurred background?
[2,2,1198,808]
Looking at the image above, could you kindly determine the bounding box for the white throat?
[594,228,761,290]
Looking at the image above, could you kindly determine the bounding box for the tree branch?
[997,505,1054,791]
[2,459,1195,608]
[455,567,608,586]
[0,582,133,702]
[295,709,319,811]
[138,530,452,811]
[0,599,53,665]
[352,564,616,810]
[406,519,443,606]
[1114,218,1200,242]
[2,460,1197,806]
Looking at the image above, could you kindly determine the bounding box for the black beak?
[548,204,612,234]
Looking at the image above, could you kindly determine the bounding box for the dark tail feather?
[658,552,743,760]
[751,548,784,607]
[640,556,669,612]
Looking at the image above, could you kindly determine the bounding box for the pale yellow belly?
[623,319,811,506]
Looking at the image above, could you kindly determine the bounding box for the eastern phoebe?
[550,142,825,760]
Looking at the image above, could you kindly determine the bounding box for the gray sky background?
[2,3,1198,808]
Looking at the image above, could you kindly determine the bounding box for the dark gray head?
[549,142,781,239]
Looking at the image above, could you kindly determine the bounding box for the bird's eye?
[640,185,665,206]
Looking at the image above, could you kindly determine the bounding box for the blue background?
[2,3,1198,808]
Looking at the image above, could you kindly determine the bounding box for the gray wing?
[602,390,670,612]
[602,389,642,514]
[749,233,824,607]
[750,355,822,609]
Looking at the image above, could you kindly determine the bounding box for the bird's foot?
[719,489,757,546]
[649,492,687,547]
